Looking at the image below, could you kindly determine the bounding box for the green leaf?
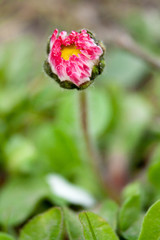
[119,194,141,231]
[79,211,119,240]
[102,50,149,88]
[119,183,143,239]
[1,39,37,84]
[32,123,82,177]
[95,200,118,230]
[122,215,144,240]
[0,233,15,240]
[63,207,82,240]
[55,91,80,132]
[0,88,27,115]
[122,182,141,201]
[4,135,37,174]
[121,95,152,154]
[0,177,49,226]
[19,207,63,240]
[148,161,160,189]
[138,200,160,240]
[148,146,160,188]
[88,88,112,138]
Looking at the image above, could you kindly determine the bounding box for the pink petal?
[48,29,103,86]
[50,29,58,49]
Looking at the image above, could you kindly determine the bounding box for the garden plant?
[1,1,160,239]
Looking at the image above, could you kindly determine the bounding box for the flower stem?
[79,91,95,165]
[79,91,122,202]
[79,91,100,172]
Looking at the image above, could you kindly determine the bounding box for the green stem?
[79,91,120,201]
[79,91,101,176]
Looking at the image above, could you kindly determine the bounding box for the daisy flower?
[44,29,105,90]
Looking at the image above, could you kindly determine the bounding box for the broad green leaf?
[88,88,112,138]
[79,211,119,240]
[95,200,118,230]
[148,146,160,188]
[103,93,152,161]
[55,91,80,132]
[122,182,154,212]
[1,39,37,84]
[0,233,15,240]
[102,50,149,88]
[122,95,152,154]
[0,177,49,226]
[119,183,142,239]
[122,182,141,201]
[32,123,82,176]
[4,135,37,174]
[0,88,27,115]
[148,161,160,188]
[119,194,141,231]
[138,200,160,240]
[63,207,82,240]
[19,207,63,240]
[123,12,160,53]
[122,214,144,240]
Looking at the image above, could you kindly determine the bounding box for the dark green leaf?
[4,135,37,174]
[95,200,118,230]
[122,214,144,240]
[63,207,82,240]
[19,207,63,240]
[148,146,160,188]
[119,194,141,231]
[102,50,149,88]
[79,211,119,240]
[0,233,15,240]
[0,177,49,226]
[138,200,160,240]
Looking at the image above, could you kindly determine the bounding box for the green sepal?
[90,56,105,80]
[60,80,78,90]
[44,59,94,90]
[86,30,97,44]
[78,81,93,90]
[46,36,51,54]
[43,58,105,90]
[91,65,100,80]
[44,60,77,89]
[60,80,93,90]
[43,60,60,83]
[99,57,105,74]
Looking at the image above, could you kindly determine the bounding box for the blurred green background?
[0,0,160,231]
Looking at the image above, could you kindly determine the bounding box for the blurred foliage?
[1,0,160,239]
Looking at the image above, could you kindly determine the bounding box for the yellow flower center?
[61,44,81,60]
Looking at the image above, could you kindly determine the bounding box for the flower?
[44,29,105,90]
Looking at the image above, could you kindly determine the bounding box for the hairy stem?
[79,91,121,202]
[79,91,101,175]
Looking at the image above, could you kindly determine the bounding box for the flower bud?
[44,29,105,90]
